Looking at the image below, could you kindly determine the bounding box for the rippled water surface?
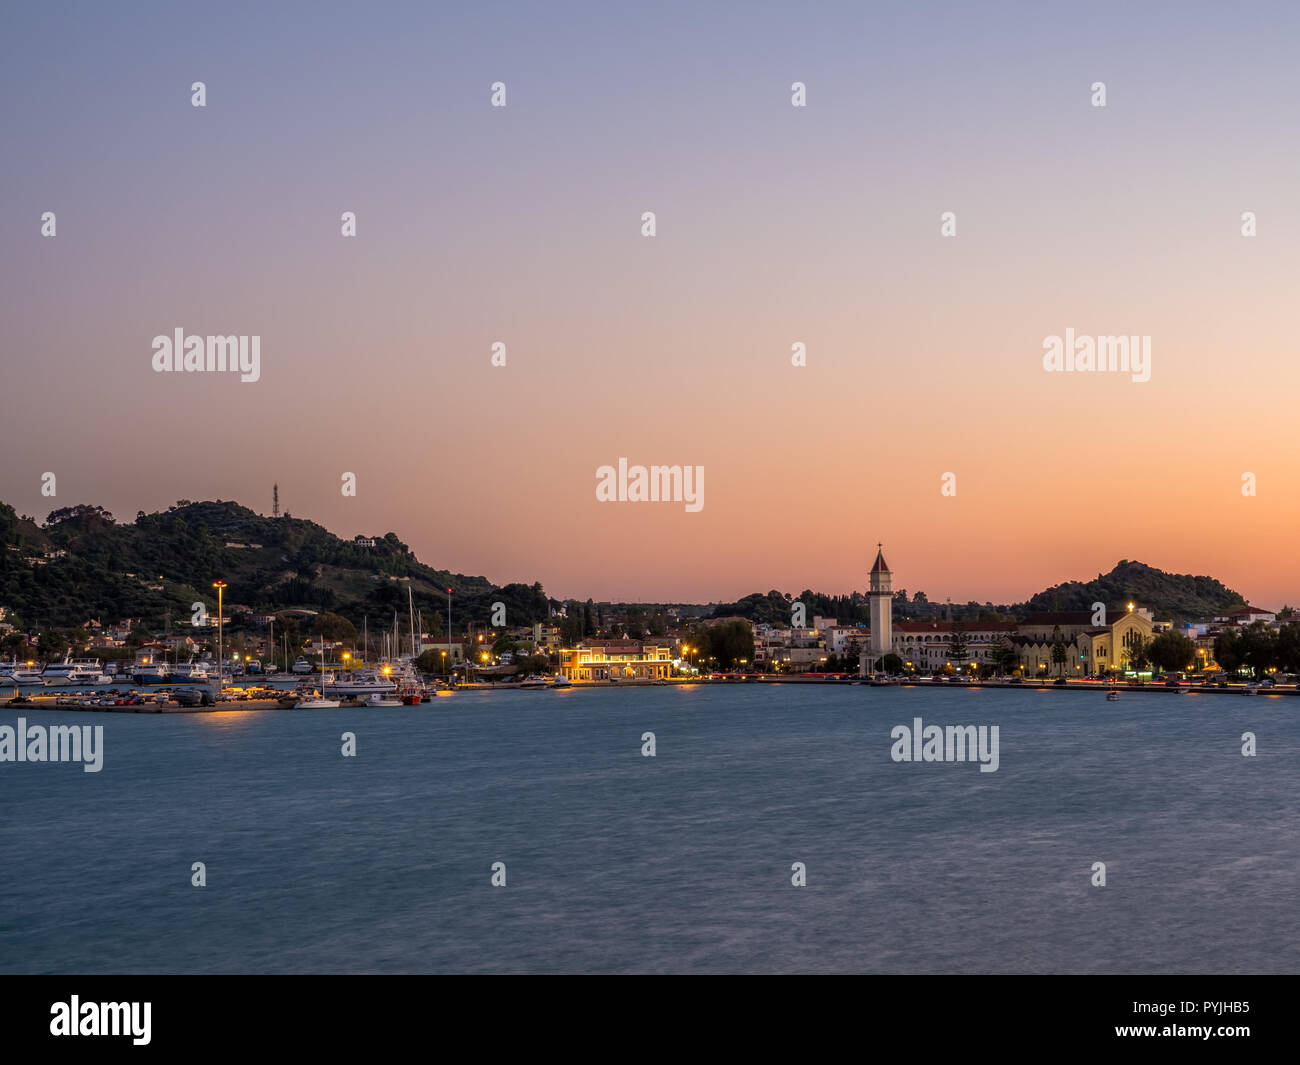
[2,684,1296,973]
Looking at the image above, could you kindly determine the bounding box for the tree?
[1238,621,1278,680]
[1275,621,1300,674]
[1050,625,1068,677]
[414,649,445,674]
[689,619,754,670]
[946,623,969,668]
[1125,635,1150,674]
[880,653,903,675]
[1148,632,1195,675]
[316,612,357,642]
[1213,628,1242,676]
[989,637,1018,675]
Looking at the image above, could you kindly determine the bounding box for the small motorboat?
[365,692,403,707]
[1106,691,1120,701]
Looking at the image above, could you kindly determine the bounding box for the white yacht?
[41,658,104,685]
[364,692,403,707]
[292,657,313,674]
[297,646,340,706]
[324,669,398,698]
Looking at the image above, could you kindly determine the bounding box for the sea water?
[1,684,1295,973]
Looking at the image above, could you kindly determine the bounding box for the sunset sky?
[3,2,1300,607]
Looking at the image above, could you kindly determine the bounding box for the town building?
[558,639,674,681]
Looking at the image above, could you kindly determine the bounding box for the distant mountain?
[710,561,1252,626]
[0,499,551,632]
[1020,560,1249,621]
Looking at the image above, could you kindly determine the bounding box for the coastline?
[4,675,1294,713]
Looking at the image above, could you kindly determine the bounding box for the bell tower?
[865,544,893,674]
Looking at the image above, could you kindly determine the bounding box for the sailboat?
[297,640,341,708]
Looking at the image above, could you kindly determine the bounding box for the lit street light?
[212,580,227,692]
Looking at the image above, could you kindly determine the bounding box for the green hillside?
[1020,560,1249,620]
[0,500,550,632]
[710,561,1252,625]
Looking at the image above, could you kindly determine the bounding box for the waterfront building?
[558,639,673,681]
[1018,607,1154,676]
[895,621,1017,673]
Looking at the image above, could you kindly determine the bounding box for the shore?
[4,675,1294,713]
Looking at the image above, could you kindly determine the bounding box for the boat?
[1174,687,1189,696]
[551,676,572,689]
[296,644,340,706]
[1106,691,1120,701]
[41,657,104,685]
[364,692,403,707]
[292,657,312,674]
[324,671,398,698]
[164,659,211,684]
[518,675,550,690]
[395,678,424,705]
[1243,684,1259,696]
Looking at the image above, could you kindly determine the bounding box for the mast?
[408,585,417,660]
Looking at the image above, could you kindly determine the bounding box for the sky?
[3,1,1300,607]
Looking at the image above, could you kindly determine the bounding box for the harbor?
[5,671,1297,715]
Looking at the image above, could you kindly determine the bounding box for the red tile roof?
[895,622,1016,633]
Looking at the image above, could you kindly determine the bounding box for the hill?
[1020,560,1249,620]
[710,561,1252,625]
[0,499,550,632]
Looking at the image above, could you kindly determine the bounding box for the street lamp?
[212,580,226,692]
